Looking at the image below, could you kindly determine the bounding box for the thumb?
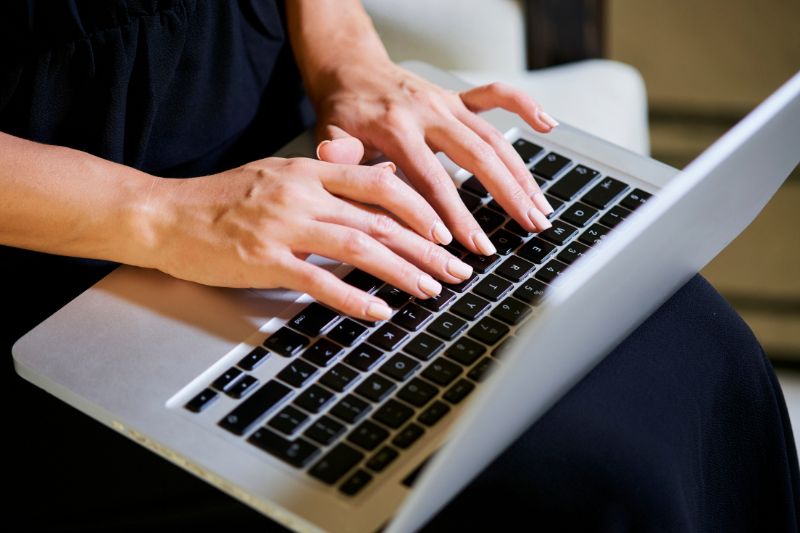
[316,125,365,165]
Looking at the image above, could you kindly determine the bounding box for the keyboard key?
[557,241,590,265]
[398,377,439,408]
[238,347,269,371]
[340,469,373,496]
[374,285,412,309]
[225,374,259,399]
[461,175,489,198]
[418,400,451,427]
[495,255,535,282]
[599,205,632,229]
[380,353,420,381]
[513,279,548,305]
[491,297,532,326]
[547,165,599,200]
[427,312,468,340]
[532,152,571,180]
[327,318,368,347]
[578,223,611,246]
[372,399,415,429]
[309,443,364,485]
[347,420,390,451]
[539,220,578,246]
[445,338,486,366]
[344,343,385,372]
[504,218,531,237]
[512,138,543,163]
[559,202,599,228]
[211,367,242,392]
[417,288,455,312]
[294,384,335,414]
[450,293,491,320]
[366,446,399,473]
[277,359,318,388]
[473,274,512,301]
[391,303,433,332]
[486,198,505,214]
[443,272,478,293]
[443,379,475,405]
[463,252,501,274]
[403,332,445,361]
[268,405,309,435]
[489,229,523,255]
[545,194,565,213]
[319,363,359,392]
[620,188,652,210]
[355,374,396,403]
[516,237,555,264]
[302,339,344,367]
[264,327,309,357]
[342,268,382,292]
[392,423,425,449]
[330,394,371,424]
[468,357,495,382]
[582,177,629,209]
[289,302,340,337]
[184,388,218,413]
[248,428,320,468]
[219,380,292,435]
[474,207,506,233]
[468,316,510,345]
[368,323,409,351]
[458,189,482,212]
[304,415,346,446]
[535,259,568,284]
[421,357,462,386]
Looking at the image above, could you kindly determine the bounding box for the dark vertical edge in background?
[523,0,605,70]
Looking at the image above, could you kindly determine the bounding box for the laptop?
[13,61,800,533]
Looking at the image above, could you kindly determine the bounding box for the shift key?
[219,380,292,436]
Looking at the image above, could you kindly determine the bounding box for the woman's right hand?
[145,156,474,320]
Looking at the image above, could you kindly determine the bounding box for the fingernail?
[366,300,393,321]
[472,231,497,256]
[532,192,554,215]
[418,273,442,297]
[447,258,473,280]
[315,140,331,160]
[375,161,397,173]
[538,111,559,128]
[528,207,552,230]
[432,220,453,245]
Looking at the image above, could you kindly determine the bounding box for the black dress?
[2,2,798,531]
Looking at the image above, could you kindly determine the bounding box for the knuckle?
[422,242,446,268]
[371,167,397,193]
[339,286,366,315]
[369,213,398,239]
[469,140,496,162]
[509,184,531,206]
[343,230,371,258]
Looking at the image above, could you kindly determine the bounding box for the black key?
[304,415,346,446]
[557,241,590,265]
[536,259,568,284]
[184,388,218,413]
[421,357,462,386]
[340,469,373,496]
[319,363,359,392]
[461,175,489,198]
[277,359,318,388]
[620,188,652,210]
[463,252,501,274]
[504,218,531,237]
[372,399,415,429]
[512,138,543,163]
[547,165,599,200]
[535,176,548,188]
[392,423,425,449]
[545,194,565,213]
[347,420,390,451]
[368,323,409,351]
[539,220,578,246]
[309,443,364,485]
[427,312,468,341]
[516,237,555,264]
[302,339,344,367]
[379,353,420,381]
[226,374,259,399]
[458,189,482,212]
[445,338,486,366]
[468,357,495,382]
[211,367,242,392]
[417,287,456,312]
[450,293,491,321]
[418,400,450,427]
[578,223,611,246]
[327,319,368,348]
[492,336,515,358]
[289,302,340,337]
[238,347,269,371]
[495,255,535,282]
[486,198,505,214]
[532,152,571,180]
[468,316,510,345]
[513,279,548,305]
[398,378,439,407]
[489,229,523,255]
[264,327,309,357]
[443,379,475,405]
[344,343,385,372]
[443,272,478,293]
[342,268,382,292]
[330,394,371,424]
[355,374,396,403]
[366,446,399,473]
[473,207,506,233]
[403,332,445,361]
[218,380,292,436]
[473,274,512,301]
[391,303,433,332]
[248,428,320,468]
[491,297,532,326]
[599,205,632,229]
[582,176,629,209]
[268,405,309,435]
[559,202,599,228]
[293,384,335,414]
[374,285,412,309]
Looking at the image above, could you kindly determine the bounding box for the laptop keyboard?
[182,137,653,497]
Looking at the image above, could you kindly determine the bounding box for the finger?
[295,221,444,301]
[316,125,365,165]
[427,119,551,232]
[459,82,559,133]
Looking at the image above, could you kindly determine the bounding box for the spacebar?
[218,380,292,436]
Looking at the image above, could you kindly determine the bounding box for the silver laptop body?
[13,62,800,533]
